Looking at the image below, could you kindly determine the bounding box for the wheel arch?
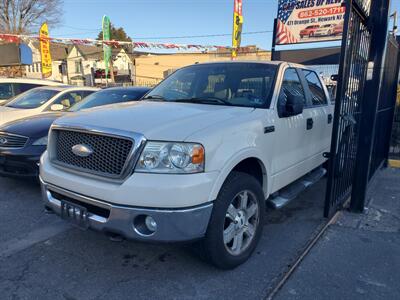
[208,150,270,202]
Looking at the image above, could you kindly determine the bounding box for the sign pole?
[271,18,277,61]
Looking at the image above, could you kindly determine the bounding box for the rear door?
[300,69,333,156]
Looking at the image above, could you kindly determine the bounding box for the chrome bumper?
[40,177,213,242]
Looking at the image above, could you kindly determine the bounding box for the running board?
[268,167,326,209]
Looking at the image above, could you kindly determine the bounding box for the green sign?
[102,15,111,80]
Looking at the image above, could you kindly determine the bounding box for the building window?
[75,61,82,73]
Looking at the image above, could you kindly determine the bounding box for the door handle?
[307,118,314,130]
[328,114,333,124]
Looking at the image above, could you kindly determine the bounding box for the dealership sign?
[275,0,345,45]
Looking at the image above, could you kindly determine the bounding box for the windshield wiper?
[143,95,166,101]
[173,97,232,106]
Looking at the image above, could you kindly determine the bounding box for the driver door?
[270,67,313,192]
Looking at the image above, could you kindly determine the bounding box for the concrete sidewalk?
[275,168,400,300]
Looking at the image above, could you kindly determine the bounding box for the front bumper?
[40,177,213,242]
[0,146,45,177]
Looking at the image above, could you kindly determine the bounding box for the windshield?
[144,63,278,108]
[6,88,59,109]
[69,89,148,112]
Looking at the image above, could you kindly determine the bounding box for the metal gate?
[324,0,372,217]
[370,36,400,176]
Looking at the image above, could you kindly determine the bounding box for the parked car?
[0,87,150,178]
[0,86,98,126]
[314,24,336,37]
[0,78,66,106]
[299,25,320,38]
[40,62,333,269]
[333,21,344,35]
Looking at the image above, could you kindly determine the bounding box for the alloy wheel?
[223,190,260,256]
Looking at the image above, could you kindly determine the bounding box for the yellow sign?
[39,23,52,78]
[232,0,243,58]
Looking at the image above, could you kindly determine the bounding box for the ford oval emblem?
[0,138,7,145]
[71,144,93,157]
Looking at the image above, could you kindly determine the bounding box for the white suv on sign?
[40,61,334,269]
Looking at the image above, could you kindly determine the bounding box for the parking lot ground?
[275,168,400,300]
[0,176,327,300]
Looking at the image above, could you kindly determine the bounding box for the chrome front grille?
[51,128,136,179]
[0,132,28,148]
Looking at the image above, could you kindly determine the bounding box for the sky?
[51,0,400,52]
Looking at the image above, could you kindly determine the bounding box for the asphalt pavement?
[0,175,328,300]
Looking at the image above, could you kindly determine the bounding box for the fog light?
[145,216,157,232]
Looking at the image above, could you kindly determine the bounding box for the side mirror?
[50,104,64,111]
[330,74,339,82]
[285,93,304,117]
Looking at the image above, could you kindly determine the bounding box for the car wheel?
[300,35,304,39]
[309,33,314,38]
[202,171,265,269]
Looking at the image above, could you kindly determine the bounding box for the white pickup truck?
[40,61,333,269]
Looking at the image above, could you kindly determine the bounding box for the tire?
[202,171,265,269]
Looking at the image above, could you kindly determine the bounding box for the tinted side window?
[278,68,306,117]
[80,91,95,99]
[0,83,13,100]
[302,70,327,106]
[12,83,42,96]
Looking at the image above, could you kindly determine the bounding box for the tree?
[0,0,63,34]
[97,24,132,42]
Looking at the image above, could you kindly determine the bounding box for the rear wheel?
[202,172,265,269]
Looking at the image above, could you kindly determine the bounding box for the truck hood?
[54,101,254,141]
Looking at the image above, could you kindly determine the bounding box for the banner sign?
[102,15,112,79]
[232,0,243,58]
[0,34,226,51]
[39,23,52,78]
[276,0,345,45]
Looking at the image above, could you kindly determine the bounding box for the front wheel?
[202,172,265,269]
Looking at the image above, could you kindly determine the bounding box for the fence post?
[350,0,391,212]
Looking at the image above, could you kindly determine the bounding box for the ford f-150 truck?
[40,61,333,269]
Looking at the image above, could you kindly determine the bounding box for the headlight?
[135,141,204,174]
[32,136,48,146]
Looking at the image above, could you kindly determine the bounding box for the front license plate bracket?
[60,200,89,229]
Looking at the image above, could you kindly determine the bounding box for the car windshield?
[69,89,148,111]
[143,63,278,108]
[5,88,59,109]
